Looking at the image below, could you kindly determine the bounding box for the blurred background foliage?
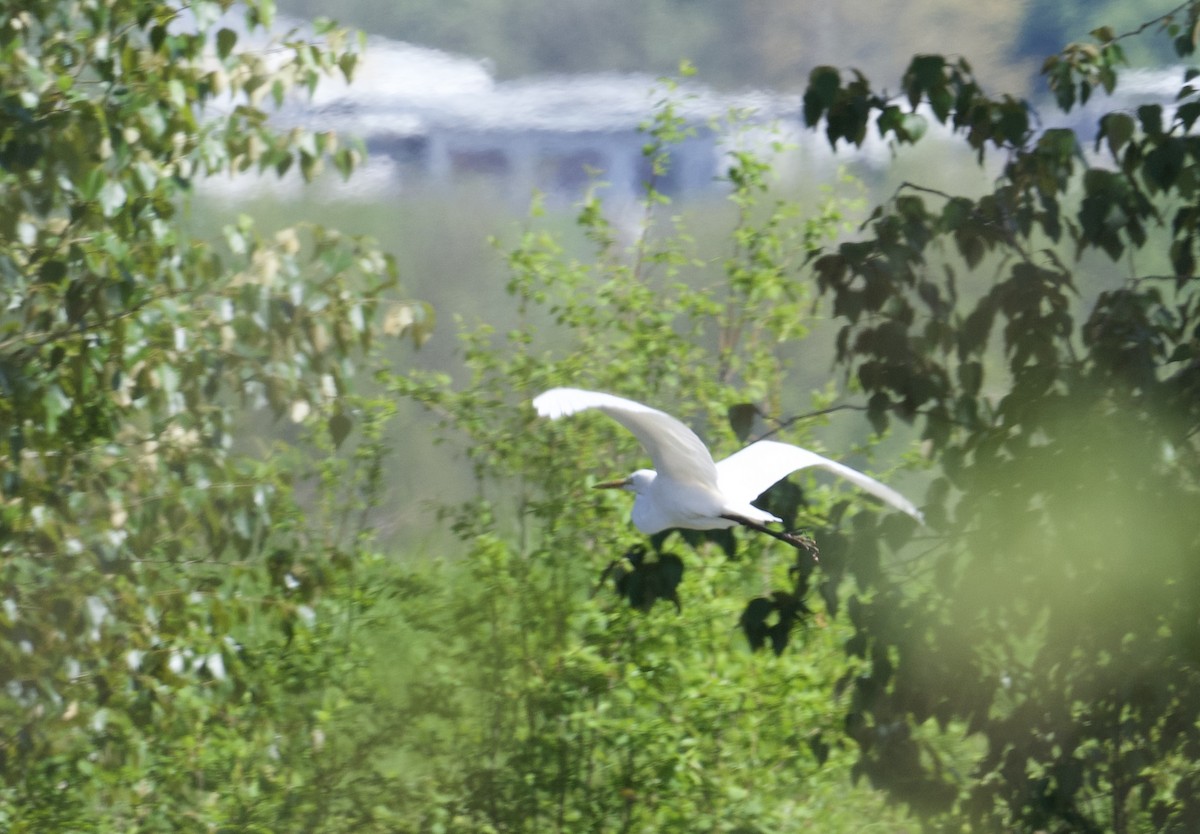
[4,0,1200,831]
[278,0,1170,92]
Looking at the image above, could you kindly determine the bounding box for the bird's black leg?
[720,514,820,562]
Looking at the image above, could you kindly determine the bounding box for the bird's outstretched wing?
[533,388,719,488]
[715,440,923,522]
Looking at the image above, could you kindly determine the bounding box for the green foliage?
[797,5,1200,830]
[15,0,1199,829]
[1015,0,1189,67]
[382,118,919,829]
[0,10,916,821]
[374,541,903,833]
[0,0,428,828]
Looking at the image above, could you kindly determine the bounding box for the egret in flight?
[533,388,922,544]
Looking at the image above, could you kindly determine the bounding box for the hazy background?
[196,0,1183,545]
[276,0,1175,93]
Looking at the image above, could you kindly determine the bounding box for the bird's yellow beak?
[593,478,631,490]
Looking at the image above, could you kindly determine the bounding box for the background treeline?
[279,0,1176,91]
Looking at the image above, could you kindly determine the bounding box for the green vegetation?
[4,0,1200,832]
[1014,0,1184,66]
[378,119,922,828]
[0,0,427,828]
[800,9,1200,829]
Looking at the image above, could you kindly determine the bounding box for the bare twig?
[1098,1,1194,45]
[751,403,867,442]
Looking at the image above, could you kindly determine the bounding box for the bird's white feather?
[533,388,719,489]
[716,440,923,522]
[533,388,924,533]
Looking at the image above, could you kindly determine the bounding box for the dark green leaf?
[1143,140,1186,191]
[803,66,841,128]
[1178,101,1200,132]
[328,410,353,448]
[727,403,758,442]
[216,27,237,60]
[808,735,831,766]
[608,548,684,612]
[1098,112,1135,157]
[904,55,946,110]
[1139,104,1164,136]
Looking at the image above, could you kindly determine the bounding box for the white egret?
[533,388,923,543]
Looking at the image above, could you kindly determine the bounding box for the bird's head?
[594,469,656,495]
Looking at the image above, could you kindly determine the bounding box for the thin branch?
[1099,1,1195,45]
[751,403,868,442]
[893,180,957,203]
[0,287,177,354]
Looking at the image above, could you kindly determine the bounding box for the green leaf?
[739,597,774,652]
[1143,140,1186,192]
[809,734,831,766]
[803,66,841,127]
[216,27,237,60]
[606,548,684,612]
[929,86,954,122]
[1098,112,1135,157]
[956,231,985,269]
[905,55,946,109]
[1178,100,1200,132]
[1138,104,1164,136]
[328,409,353,448]
[727,403,758,442]
[997,101,1029,145]
[1039,128,1078,162]
[957,361,983,395]
[866,391,890,434]
[900,112,928,142]
[1169,237,1195,276]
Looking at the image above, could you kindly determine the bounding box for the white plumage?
[533,387,923,535]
